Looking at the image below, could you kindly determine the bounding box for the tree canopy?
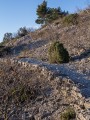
[35,0,68,24]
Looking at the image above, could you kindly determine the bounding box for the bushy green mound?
[48,41,69,63]
[60,107,76,120]
[63,13,78,25]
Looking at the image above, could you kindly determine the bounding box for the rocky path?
[19,58,90,98]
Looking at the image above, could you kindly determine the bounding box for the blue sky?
[0,0,89,42]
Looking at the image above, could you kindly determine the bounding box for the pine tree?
[35,1,68,25]
[36,0,48,24]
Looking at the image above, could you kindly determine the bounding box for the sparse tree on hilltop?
[35,1,68,41]
[35,0,48,24]
[35,0,68,25]
[3,33,13,41]
[18,27,28,37]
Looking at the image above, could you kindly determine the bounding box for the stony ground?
[0,61,76,120]
[68,57,90,81]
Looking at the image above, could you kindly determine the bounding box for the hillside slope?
[3,10,90,61]
[0,9,90,120]
[2,10,90,79]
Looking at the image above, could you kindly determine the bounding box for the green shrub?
[0,46,11,57]
[63,13,78,25]
[48,41,69,63]
[9,85,38,104]
[60,108,76,120]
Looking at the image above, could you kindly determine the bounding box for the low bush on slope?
[0,46,11,57]
[48,41,69,63]
[60,107,76,120]
[63,13,78,26]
